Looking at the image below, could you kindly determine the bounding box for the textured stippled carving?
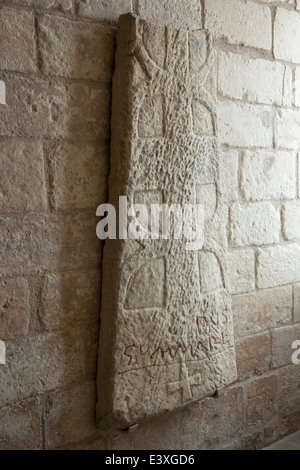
[96,13,237,429]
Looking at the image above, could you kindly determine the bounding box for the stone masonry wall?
[0,0,299,450]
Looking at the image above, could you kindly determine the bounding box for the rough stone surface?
[274,8,300,64]
[278,365,300,418]
[283,205,300,241]
[0,141,48,213]
[0,213,101,277]
[257,244,300,289]
[0,328,85,408]
[218,101,273,148]
[232,287,293,338]
[295,67,300,107]
[137,0,202,29]
[205,0,272,50]
[97,14,237,429]
[275,109,300,151]
[294,285,300,323]
[271,324,300,368]
[0,8,36,73]
[218,52,285,106]
[41,271,100,331]
[240,151,296,202]
[0,74,110,140]
[235,333,270,381]
[48,141,109,210]
[44,382,97,448]
[219,150,238,203]
[0,278,30,340]
[38,16,115,81]
[230,203,280,247]
[247,375,278,428]
[78,0,132,22]
[20,0,73,10]
[0,398,42,450]
[227,249,255,295]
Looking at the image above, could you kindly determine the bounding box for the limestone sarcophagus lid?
[97,13,237,429]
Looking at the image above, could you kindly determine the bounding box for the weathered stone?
[39,16,115,81]
[235,333,270,381]
[232,287,292,338]
[0,398,42,450]
[295,67,300,108]
[48,141,109,210]
[240,150,296,202]
[0,213,101,277]
[283,65,292,107]
[294,285,300,323]
[218,101,273,148]
[0,341,5,365]
[205,0,272,50]
[283,205,300,241]
[137,0,202,29]
[271,324,300,368]
[0,74,110,140]
[44,382,97,449]
[227,249,255,295]
[257,244,300,289]
[41,271,100,331]
[275,109,300,151]
[0,8,36,73]
[20,0,73,10]
[218,52,285,106]
[230,203,280,247]
[274,8,300,64]
[219,150,238,203]
[78,0,132,22]
[0,278,30,340]
[203,386,245,447]
[247,374,278,428]
[0,141,48,213]
[97,14,236,429]
[278,365,300,418]
[0,328,85,407]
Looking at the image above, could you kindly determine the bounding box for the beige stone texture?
[275,109,300,151]
[0,74,110,140]
[0,8,36,73]
[48,141,109,210]
[278,365,300,418]
[232,287,292,338]
[235,333,270,381]
[0,398,42,450]
[271,324,300,368]
[137,0,202,29]
[205,0,272,50]
[257,244,300,289]
[40,270,100,331]
[283,205,300,241]
[0,213,101,277]
[227,249,255,295]
[218,52,285,106]
[294,285,300,323]
[0,328,86,407]
[0,278,30,340]
[240,151,296,202]
[38,16,115,81]
[274,9,300,64]
[219,150,239,203]
[230,203,280,247]
[218,101,273,148]
[0,141,48,213]
[247,374,278,428]
[97,14,236,429]
[78,0,132,22]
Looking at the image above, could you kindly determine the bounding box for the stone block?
[257,244,300,289]
[227,249,255,295]
[0,278,30,340]
[274,8,300,64]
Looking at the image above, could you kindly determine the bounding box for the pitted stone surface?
[97,14,237,429]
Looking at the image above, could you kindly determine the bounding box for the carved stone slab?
[97,13,237,429]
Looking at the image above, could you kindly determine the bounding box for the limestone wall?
[0,0,299,450]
